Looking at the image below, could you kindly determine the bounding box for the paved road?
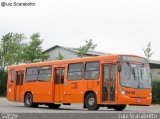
[0,97,160,119]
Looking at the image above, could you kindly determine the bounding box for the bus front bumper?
[118,94,152,106]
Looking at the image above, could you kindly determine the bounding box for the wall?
[45,47,79,61]
[151,69,160,80]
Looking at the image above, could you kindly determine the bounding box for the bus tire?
[24,93,38,107]
[48,104,61,109]
[85,93,100,110]
[112,105,126,111]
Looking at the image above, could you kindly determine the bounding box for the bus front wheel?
[112,105,126,111]
[24,93,38,107]
[85,93,100,110]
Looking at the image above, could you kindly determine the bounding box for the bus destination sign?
[120,55,148,63]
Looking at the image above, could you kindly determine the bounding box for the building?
[42,45,109,61]
[149,60,160,80]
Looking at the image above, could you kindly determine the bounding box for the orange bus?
[7,54,152,111]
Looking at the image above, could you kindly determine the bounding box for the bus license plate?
[136,99,142,103]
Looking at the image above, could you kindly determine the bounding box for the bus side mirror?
[118,64,121,72]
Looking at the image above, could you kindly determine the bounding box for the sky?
[0,0,160,60]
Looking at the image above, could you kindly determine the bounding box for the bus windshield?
[120,62,151,88]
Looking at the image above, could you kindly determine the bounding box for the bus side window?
[38,66,52,81]
[85,61,100,80]
[26,67,38,82]
[67,63,83,80]
[11,70,15,83]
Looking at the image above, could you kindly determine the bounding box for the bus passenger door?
[7,70,15,101]
[54,68,64,103]
[102,64,116,103]
[15,71,24,101]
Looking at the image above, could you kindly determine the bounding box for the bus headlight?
[150,92,152,96]
[121,87,126,95]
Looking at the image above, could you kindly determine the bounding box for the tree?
[56,52,64,60]
[77,39,97,57]
[23,33,49,63]
[0,33,26,68]
[142,41,154,60]
[0,47,3,66]
[11,33,26,64]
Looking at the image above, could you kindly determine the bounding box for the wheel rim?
[26,94,32,105]
[88,97,95,106]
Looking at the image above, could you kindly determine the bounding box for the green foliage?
[0,33,26,68]
[77,39,97,57]
[152,80,160,104]
[142,41,154,60]
[0,32,50,96]
[0,71,8,96]
[56,52,64,60]
[0,32,49,65]
[22,33,49,63]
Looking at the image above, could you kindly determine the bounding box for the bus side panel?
[23,82,53,103]
[63,80,100,104]
[35,82,53,103]
[63,80,84,103]
[84,80,101,104]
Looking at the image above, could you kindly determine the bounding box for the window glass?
[38,66,52,81]
[55,69,60,84]
[16,72,21,85]
[120,63,151,88]
[55,68,64,84]
[103,65,109,82]
[21,72,24,85]
[68,63,83,80]
[61,69,64,84]
[111,65,116,82]
[26,67,38,82]
[11,70,15,83]
[85,62,100,79]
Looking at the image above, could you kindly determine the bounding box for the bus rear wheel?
[112,105,126,111]
[24,93,38,107]
[85,93,100,110]
[48,104,61,109]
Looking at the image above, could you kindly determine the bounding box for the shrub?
[152,79,160,104]
[0,71,8,96]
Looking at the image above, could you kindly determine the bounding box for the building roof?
[149,60,160,64]
[43,45,110,56]
[149,60,160,69]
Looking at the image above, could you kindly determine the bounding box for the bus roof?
[8,54,146,70]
